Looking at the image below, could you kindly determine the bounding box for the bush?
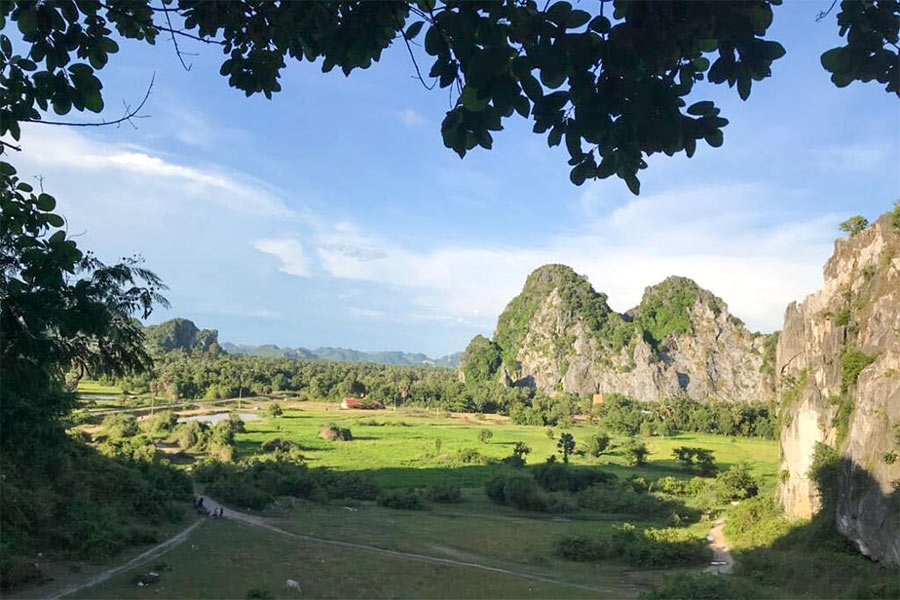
[484,473,574,513]
[102,413,139,439]
[477,428,493,443]
[639,573,770,599]
[715,463,759,502]
[260,437,296,453]
[586,433,610,457]
[455,448,492,464]
[532,462,617,493]
[265,403,283,418]
[318,423,352,442]
[575,484,673,517]
[623,438,649,466]
[672,447,717,476]
[378,488,425,510]
[144,410,177,434]
[724,496,791,549]
[173,420,210,450]
[557,523,710,567]
[426,483,463,503]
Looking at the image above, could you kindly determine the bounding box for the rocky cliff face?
[467,264,772,403]
[776,212,900,563]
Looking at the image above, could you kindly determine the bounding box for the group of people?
[193,495,225,518]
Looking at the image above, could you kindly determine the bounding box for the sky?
[10,3,899,357]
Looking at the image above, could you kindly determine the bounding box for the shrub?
[575,484,671,517]
[477,428,493,443]
[484,473,574,513]
[724,496,791,549]
[586,433,610,457]
[97,435,159,462]
[144,410,177,434]
[672,447,717,476]
[624,438,649,466]
[265,403,283,418]
[378,488,425,510]
[841,347,876,392]
[715,463,759,502]
[532,461,617,493]
[557,432,575,463]
[639,573,770,600]
[246,588,274,599]
[318,423,352,442]
[426,483,463,503]
[455,448,492,464]
[102,413,139,439]
[557,524,710,567]
[173,420,210,450]
[228,412,247,433]
[838,215,868,236]
[260,437,296,453]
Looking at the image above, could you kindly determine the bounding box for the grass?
[76,380,123,395]
[236,404,778,491]
[69,519,609,599]
[59,400,786,599]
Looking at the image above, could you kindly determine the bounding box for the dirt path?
[50,496,636,598]
[703,519,734,575]
[46,518,206,600]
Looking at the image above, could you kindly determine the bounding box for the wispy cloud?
[396,108,426,126]
[253,238,311,277]
[811,143,890,172]
[348,307,386,318]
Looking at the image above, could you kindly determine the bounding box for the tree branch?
[165,7,194,71]
[25,75,155,128]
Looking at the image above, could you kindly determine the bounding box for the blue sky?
[11,3,899,357]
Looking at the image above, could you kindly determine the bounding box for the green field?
[44,401,789,599]
[236,405,779,490]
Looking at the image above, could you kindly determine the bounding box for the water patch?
[178,412,260,424]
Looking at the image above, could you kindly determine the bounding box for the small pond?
[178,412,260,425]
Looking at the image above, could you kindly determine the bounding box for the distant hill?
[144,318,221,354]
[220,342,461,367]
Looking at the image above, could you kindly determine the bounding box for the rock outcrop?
[776,211,900,563]
[466,264,773,403]
[144,318,220,355]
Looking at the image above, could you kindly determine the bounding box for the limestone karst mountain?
[776,210,899,563]
[460,264,774,404]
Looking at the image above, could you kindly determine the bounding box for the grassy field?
[235,403,779,491]
[62,400,785,599]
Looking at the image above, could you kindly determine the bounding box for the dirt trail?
[50,495,636,597]
[46,519,206,600]
[703,519,735,575]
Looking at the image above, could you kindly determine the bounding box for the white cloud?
[18,125,299,218]
[311,183,837,333]
[253,238,311,277]
[396,108,426,126]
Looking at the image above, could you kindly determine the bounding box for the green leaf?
[37,193,56,211]
[459,86,489,112]
[405,21,424,40]
[737,76,751,100]
[687,101,714,116]
[424,26,445,56]
[520,73,543,101]
[821,48,846,73]
[625,174,640,195]
[569,163,588,185]
[566,10,591,29]
[692,56,710,71]
[589,16,611,34]
[705,129,724,148]
[46,214,65,228]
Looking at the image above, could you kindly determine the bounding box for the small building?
[340,397,383,410]
[592,393,604,406]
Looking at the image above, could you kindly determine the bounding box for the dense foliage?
[556,522,710,567]
[595,394,776,439]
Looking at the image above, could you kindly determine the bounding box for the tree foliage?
[2,1,896,191]
[0,163,167,454]
[557,431,575,463]
[838,215,869,236]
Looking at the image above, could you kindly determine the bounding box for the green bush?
[102,413,139,439]
[318,423,352,441]
[672,446,717,476]
[714,463,758,502]
[624,438,649,466]
[265,403,283,418]
[841,347,876,393]
[260,437,296,453]
[173,420,210,450]
[455,448,492,464]
[557,523,710,567]
[724,496,791,549]
[144,410,177,434]
[426,483,463,503]
[586,433,610,457]
[378,488,425,510]
[477,428,493,443]
[484,473,574,513]
[639,573,769,599]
